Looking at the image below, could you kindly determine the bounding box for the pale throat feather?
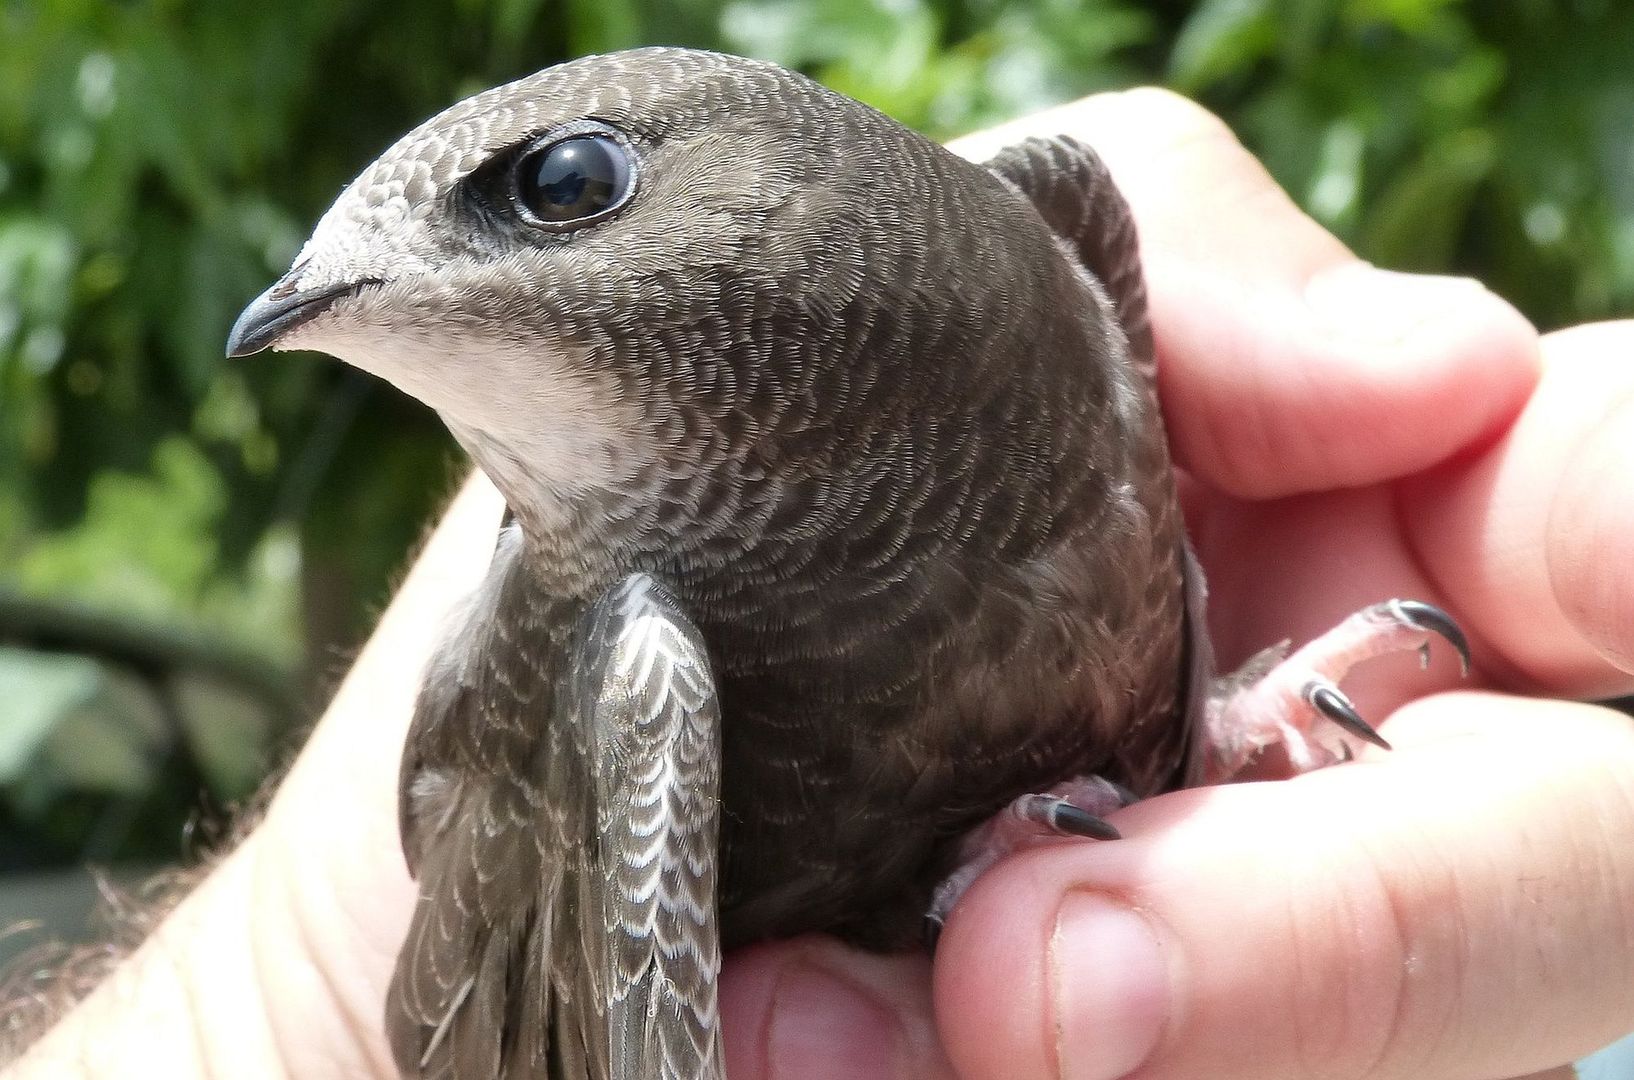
[295,317,653,528]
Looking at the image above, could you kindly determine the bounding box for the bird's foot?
[925,775,1134,945]
[1202,599,1470,782]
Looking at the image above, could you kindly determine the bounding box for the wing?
[1177,540,1217,787]
[983,135,1153,374]
[386,525,608,1079]
[987,134,1205,796]
[580,574,725,1079]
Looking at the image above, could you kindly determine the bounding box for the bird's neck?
[444,401,668,562]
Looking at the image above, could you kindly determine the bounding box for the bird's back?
[657,132,1191,949]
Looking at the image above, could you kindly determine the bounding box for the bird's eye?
[514,134,633,225]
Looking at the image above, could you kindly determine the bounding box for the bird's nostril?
[267,258,311,300]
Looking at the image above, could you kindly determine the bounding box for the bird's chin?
[303,328,432,398]
[267,322,327,356]
[287,322,653,527]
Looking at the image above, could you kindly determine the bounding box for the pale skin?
[10,89,1633,1080]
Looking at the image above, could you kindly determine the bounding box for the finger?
[12,471,506,1080]
[951,90,1539,500]
[720,936,953,1080]
[1547,328,1634,680]
[933,693,1634,1080]
[255,473,507,1071]
[1400,322,1634,697]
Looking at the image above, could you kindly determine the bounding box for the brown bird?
[228,47,1467,1079]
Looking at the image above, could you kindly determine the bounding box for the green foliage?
[1,0,1631,866]
[1169,0,1634,322]
[723,0,1151,133]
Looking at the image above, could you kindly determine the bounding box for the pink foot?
[1203,599,1470,782]
[927,776,1133,936]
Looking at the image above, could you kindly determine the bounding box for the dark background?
[0,0,1630,1022]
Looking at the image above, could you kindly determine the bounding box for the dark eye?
[514,134,633,225]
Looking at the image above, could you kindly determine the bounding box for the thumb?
[720,937,955,1079]
[932,693,1634,1080]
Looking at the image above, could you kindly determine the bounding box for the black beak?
[225,276,375,357]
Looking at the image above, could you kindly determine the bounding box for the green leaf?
[1363,127,1497,270]
[1169,0,1278,93]
[568,0,644,54]
[0,647,102,783]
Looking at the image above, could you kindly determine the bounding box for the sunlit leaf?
[1170,0,1277,93]
[1363,127,1496,270]
[0,648,102,783]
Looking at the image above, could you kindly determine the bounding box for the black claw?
[1052,803,1122,841]
[1392,599,1472,677]
[1305,683,1393,751]
[923,915,944,951]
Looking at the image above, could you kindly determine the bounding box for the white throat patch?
[294,316,648,516]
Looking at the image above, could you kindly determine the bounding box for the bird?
[227,47,1468,1079]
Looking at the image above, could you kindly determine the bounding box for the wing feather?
[386,525,601,1079]
[582,574,725,1079]
[984,134,1153,371]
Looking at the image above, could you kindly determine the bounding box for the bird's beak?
[226,274,375,358]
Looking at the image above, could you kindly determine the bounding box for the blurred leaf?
[0,649,168,809]
[39,667,168,797]
[1346,0,1463,35]
[16,436,225,616]
[1364,127,1497,270]
[0,648,101,783]
[568,0,643,54]
[171,671,273,798]
[726,0,1147,136]
[1169,0,1277,93]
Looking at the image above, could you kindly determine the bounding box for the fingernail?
[1052,892,1169,1080]
[1305,263,1489,346]
[770,961,905,1080]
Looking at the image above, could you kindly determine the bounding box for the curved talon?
[1304,683,1393,751]
[1016,794,1122,840]
[928,778,1129,933]
[1051,803,1122,840]
[1388,599,1472,676]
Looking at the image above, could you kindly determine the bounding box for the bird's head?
[229,47,1045,536]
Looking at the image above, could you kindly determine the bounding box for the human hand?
[11,91,1633,1080]
[720,93,1634,1080]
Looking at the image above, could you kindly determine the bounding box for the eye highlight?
[513,133,634,226]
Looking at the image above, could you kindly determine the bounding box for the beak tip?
[225,286,291,359]
[224,308,270,358]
